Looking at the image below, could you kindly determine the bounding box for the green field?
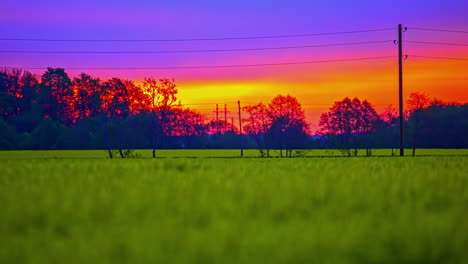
[1,148,467,159]
[1,150,467,263]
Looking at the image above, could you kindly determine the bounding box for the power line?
[406,40,468,47]
[410,27,468,34]
[0,40,393,54]
[0,28,394,42]
[6,56,394,70]
[409,55,468,61]
[302,103,393,106]
[184,102,239,105]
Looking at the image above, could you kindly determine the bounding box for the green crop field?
[1,148,467,159]
[1,150,467,263]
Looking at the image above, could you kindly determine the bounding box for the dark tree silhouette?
[266,95,309,157]
[123,80,149,114]
[243,103,271,157]
[172,109,206,136]
[72,73,102,122]
[242,95,309,157]
[141,77,179,158]
[411,103,468,148]
[407,92,431,156]
[39,68,73,125]
[0,72,18,118]
[319,97,379,156]
[101,78,130,119]
[18,71,39,114]
[378,105,399,155]
[101,78,130,158]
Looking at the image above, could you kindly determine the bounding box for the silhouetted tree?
[319,97,379,156]
[101,78,130,158]
[243,103,271,157]
[0,68,40,115]
[0,72,18,118]
[414,103,467,148]
[39,68,73,125]
[266,95,309,157]
[407,92,431,156]
[206,120,224,135]
[72,73,102,121]
[141,77,179,158]
[168,108,207,147]
[18,71,39,114]
[123,80,149,114]
[377,105,399,155]
[0,69,41,138]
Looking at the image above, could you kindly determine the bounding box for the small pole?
[398,24,405,156]
[224,104,227,134]
[238,100,244,157]
[216,104,219,134]
[231,117,234,132]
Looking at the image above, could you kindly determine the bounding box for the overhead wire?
[408,55,468,61]
[0,28,394,42]
[405,41,468,47]
[10,56,395,70]
[0,40,393,54]
[410,27,468,34]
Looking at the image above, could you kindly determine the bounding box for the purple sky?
[2,0,467,80]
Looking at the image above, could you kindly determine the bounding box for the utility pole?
[238,100,244,157]
[231,117,234,132]
[398,24,405,156]
[224,104,227,134]
[216,104,219,134]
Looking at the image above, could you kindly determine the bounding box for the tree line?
[1,67,466,157]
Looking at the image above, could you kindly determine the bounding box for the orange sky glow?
[173,53,467,132]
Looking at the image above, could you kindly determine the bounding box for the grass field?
[1,150,467,263]
[1,148,467,159]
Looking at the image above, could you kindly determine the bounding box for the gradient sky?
[1,0,467,131]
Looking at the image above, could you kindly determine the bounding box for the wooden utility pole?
[216,104,219,134]
[238,100,244,157]
[224,104,227,134]
[398,24,405,156]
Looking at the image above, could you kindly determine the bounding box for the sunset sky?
[1,0,467,131]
